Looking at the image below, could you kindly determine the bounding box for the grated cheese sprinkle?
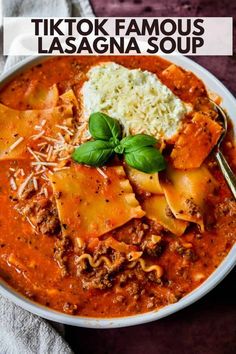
[26,216,37,231]
[31,161,58,167]
[31,130,45,141]
[96,167,108,179]
[46,145,54,161]
[53,167,70,172]
[56,124,74,136]
[9,177,17,191]
[27,147,41,161]
[20,169,25,176]
[18,173,34,198]
[33,177,38,190]
[9,137,24,152]
[43,187,48,198]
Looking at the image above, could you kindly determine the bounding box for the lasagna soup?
[0,56,235,317]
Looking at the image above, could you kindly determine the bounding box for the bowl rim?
[0,55,235,328]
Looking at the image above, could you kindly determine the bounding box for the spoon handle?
[215,149,236,199]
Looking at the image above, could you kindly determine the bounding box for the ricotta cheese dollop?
[82,62,187,140]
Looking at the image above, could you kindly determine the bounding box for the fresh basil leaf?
[72,140,114,167]
[89,112,122,140]
[114,144,125,154]
[109,136,120,147]
[124,146,166,173]
[121,134,157,153]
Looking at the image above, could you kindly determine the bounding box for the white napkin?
[0,296,73,354]
[0,1,94,353]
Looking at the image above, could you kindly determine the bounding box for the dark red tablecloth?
[66,1,236,353]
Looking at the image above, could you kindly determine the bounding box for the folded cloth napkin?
[0,0,94,353]
[0,296,73,354]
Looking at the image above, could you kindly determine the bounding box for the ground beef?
[143,241,164,258]
[54,236,71,277]
[113,295,125,304]
[93,241,111,261]
[139,232,165,258]
[215,197,236,218]
[119,271,133,285]
[81,269,114,290]
[16,196,61,236]
[34,201,60,235]
[117,219,149,245]
[77,249,126,290]
[175,242,198,261]
[213,198,236,242]
[126,281,140,298]
[20,180,36,200]
[147,271,162,283]
[63,302,78,315]
[185,197,201,218]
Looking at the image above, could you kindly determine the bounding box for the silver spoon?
[210,100,236,199]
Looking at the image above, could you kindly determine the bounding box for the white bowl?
[0,55,235,328]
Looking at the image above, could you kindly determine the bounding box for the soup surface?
[0,56,235,317]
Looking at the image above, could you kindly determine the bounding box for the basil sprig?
[125,147,166,173]
[72,140,114,167]
[120,134,157,153]
[89,112,122,141]
[72,112,166,173]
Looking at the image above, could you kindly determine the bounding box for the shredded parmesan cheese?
[41,174,49,181]
[43,187,48,198]
[44,136,61,143]
[26,216,37,231]
[31,161,58,166]
[37,142,48,147]
[96,167,108,179]
[31,130,45,141]
[34,151,47,158]
[18,173,34,198]
[34,170,46,176]
[46,145,53,161]
[56,124,74,136]
[53,167,70,172]
[57,132,65,142]
[14,169,21,178]
[27,147,41,161]
[9,137,24,152]
[58,155,71,161]
[20,169,25,176]
[9,177,17,191]
[33,177,38,190]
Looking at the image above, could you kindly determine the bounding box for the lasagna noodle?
[60,89,79,108]
[125,166,163,194]
[143,195,188,236]
[50,164,145,240]
[76,254,113,269]
[76,253,162,278]
[128,258,163,278]
[24,83,59,109]
[0,103,73,160]
[160,64,206,104]
[171,112,223,169]
[160,165,217,231]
